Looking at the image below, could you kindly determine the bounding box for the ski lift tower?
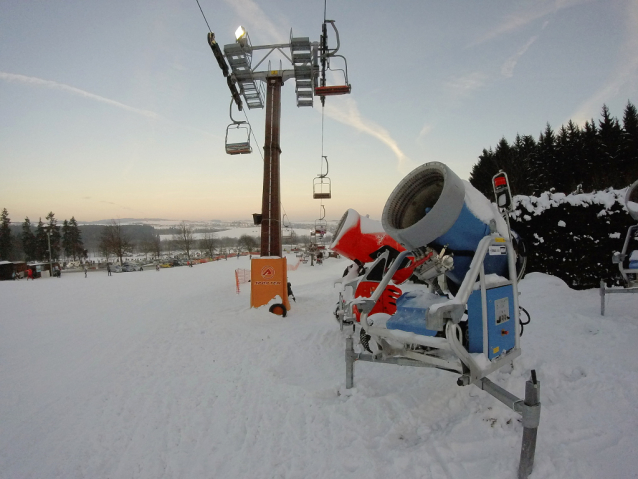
[207,20,351,312]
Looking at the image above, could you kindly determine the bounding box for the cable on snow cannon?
[336,162,541,478]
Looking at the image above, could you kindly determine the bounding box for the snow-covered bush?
[510,189,635,289]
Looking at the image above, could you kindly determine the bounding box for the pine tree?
[0,208,12,260]
[621,101,638,184]
[35,218,49,261]
[62,220,72,259]
[45,212,61,260]
[530,124,556,194]
[564,120,582,192]
[21,217,36,261]
[580,119,599,190]
[469,148,498,197]
[68,217,84,260]
[598,104,623,188]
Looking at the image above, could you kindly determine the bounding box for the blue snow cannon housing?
[382,162,509,286]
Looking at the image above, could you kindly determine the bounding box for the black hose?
[519,306,531,336]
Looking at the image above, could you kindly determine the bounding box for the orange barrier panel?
[250,257,290,312]
[235,268,251,293]
[287,259,302,271]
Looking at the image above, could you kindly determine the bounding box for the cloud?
[419,123,433,138]
[501,36,538,78]
[468,0,594,46]
[571,0,638,125]
[324,97,416,174]
[0,71,161,120]
[100,200,133,211]
[221,0,287,44]
[445,71,488,99]
[0,71,218,138]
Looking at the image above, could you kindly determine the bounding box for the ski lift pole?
[260,75,283,257]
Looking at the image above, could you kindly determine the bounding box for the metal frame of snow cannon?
[342,235,540,478]
[343,234,522,383]
[600,179,638,315]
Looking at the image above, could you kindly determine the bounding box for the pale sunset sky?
[1,0,637,223]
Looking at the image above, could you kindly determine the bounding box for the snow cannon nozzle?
[381,162,508,286]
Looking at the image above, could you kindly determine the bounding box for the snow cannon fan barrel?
[626,179,638,221]
[382,162,508,286]
[330,208,404,264]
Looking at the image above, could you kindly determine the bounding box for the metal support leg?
[518,371,541,479]
[346,336,355,389]
[600,280,606,316]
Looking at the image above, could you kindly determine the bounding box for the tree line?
[1,211,322,264]
[469,101,638,197]
[0,209,85,262]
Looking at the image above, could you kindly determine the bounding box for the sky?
[1,0,637,223]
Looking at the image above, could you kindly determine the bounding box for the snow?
[1,259,637,478]
[513,188,632,219]
[359,215,385,235]
[462,180,509,237]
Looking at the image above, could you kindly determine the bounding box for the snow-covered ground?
[1,257,636,478]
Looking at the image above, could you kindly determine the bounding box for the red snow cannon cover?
[330,209,429,284]
[330,209,404,263]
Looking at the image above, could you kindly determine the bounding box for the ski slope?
[1,256,636,478]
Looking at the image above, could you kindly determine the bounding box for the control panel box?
[467,284,516,360]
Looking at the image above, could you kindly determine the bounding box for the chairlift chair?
[315,218,328,238]
[225,97,252,155]
[315,20,352,98]
[225,122,252,155]
[313,176,331,199]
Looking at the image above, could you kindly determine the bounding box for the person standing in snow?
[27,268,33,280]
[84,264,88,278]
[107,264,111,276]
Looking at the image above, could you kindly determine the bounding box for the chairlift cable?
[242,109,264,161]
[194,0,213,34]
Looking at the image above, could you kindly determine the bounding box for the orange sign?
[250,257,290,312]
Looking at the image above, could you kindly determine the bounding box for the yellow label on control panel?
[493,346,500,354]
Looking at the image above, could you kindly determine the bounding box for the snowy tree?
[99,221,133,264]
[237,234,258,253]
[199,232,217,258]
[172,221,195,260]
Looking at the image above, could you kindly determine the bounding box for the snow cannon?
[626,179,638,222]
[382,161,509,286]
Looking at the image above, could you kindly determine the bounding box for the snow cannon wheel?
[269,303,288,317]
